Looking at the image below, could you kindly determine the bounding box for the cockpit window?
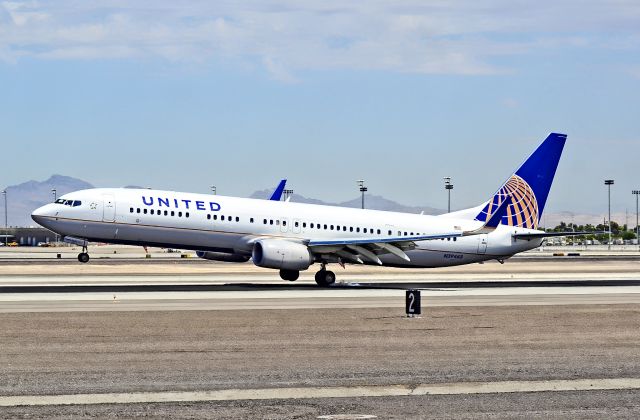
[55,199,82,207]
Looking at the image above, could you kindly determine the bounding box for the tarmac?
[1,249,640,418]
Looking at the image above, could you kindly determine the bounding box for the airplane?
[32,133,579,286]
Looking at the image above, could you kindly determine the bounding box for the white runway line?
[2,378,640,407]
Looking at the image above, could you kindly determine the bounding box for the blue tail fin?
[475,133,567,229]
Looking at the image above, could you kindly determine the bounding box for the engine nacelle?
[196,251,250,263]
[252,239,313,271]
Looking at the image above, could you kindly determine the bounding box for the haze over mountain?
[250,189,444,215]
[1,175,93,227]
[0,175,632,228]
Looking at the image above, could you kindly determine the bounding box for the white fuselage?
[32,188,543,268]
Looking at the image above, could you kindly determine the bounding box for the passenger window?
[130,208,134,213]
[150,209,154,215]
[388,230,392,235]
[178,212,182,217]
[350,227,353,232]
[221,215,225,221]
[356,227,360,233]
[270,220,274,225]
[303,222,307,228]
[236,217,239,222]
[186,212,190,218]
[171,211,175,216]
[377,229,381,234]
[250,218,254,223]
[143,209,148,214]
[310,223,314,228]
[282,220,285,226]
[324,224,327,229]
[295,222,299,227]
[164,210,168,216]
[213,215,217,220]
[343,226,347,231]
[207,214,211,220]
[330,225,334,230]
[404,232,408,236]
[453,237,457,241]
[276,220,280,226]
[364,228,367,233]
[263,219,267,224]
[137,208,141,214]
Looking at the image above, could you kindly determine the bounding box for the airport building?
[1,227,57,246]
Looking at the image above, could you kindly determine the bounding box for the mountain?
[250,189,445,215]
[1,175,93,227]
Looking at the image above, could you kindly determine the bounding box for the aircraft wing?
[306,195,513,264]
[308,233,461,264]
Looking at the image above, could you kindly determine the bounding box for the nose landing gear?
[77,245,90,263]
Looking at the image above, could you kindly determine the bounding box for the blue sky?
[1,1,639,215]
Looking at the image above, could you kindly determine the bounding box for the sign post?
[405,289,421,317]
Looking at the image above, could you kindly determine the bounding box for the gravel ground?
[1,305,640,397]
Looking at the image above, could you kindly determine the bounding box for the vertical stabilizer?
[474,133,566,229]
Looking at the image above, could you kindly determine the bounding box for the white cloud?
[0,1,639,78]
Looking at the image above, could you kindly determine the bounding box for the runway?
[1,258,640,417]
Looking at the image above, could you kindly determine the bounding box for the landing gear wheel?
[314,270,336,287]
[279,269,300,281]
[78,252,90,263]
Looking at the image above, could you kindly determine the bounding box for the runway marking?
[2,378,640,407]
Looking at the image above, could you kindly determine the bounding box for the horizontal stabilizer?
[513,231,604,239]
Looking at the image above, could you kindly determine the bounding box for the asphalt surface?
[1,257,640,418]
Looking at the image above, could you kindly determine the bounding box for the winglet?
[485,195,512,229]
[269,179,287,201]
[466,195,512,235]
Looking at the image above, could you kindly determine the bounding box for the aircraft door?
[293,219,301,234]
[103,194,116,222]
[477,235,488,254]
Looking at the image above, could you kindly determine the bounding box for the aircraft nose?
[31,204,53,225]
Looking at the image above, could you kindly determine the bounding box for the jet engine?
[252,239,313,271]
[195,251,251,263]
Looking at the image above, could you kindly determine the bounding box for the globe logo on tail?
[476,175,539,229]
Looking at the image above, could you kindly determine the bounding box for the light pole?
[357,180,367,209]
[633,190,639,251]
[444,177,453,213]
[283,189,293,201]
[210,185,216,195]
[2,190,7,246]
[605,180,614,250]
[51,189,58,245]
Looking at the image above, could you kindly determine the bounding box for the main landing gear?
[77,245,90,263]
[314,264,336,287]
